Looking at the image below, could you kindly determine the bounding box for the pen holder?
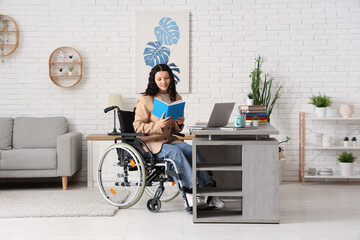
[234,115,245,128]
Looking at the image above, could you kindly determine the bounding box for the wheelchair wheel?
[146,198,161,213]
[97,143,146,208]
[145,182,180,202]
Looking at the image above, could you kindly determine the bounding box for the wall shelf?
[49,46,82,88]
[0,14,20,57]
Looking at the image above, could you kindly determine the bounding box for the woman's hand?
[159,113,172,128]
[176,116,185,126]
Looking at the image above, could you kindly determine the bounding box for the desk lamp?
[106,94,124,135]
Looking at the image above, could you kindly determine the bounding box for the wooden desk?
[86,133,193,187]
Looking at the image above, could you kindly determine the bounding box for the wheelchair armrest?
[114,133,148,143]
[173,132,185,137]
[118,133,148,137]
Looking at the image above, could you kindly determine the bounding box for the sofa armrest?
[56,132,82,177]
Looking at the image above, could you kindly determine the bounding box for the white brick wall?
[1,0,360,182]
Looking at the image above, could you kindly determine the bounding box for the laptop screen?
[207,102,235,127]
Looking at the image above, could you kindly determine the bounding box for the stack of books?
[239,105,268,124]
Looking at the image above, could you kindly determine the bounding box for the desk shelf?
[196,164,242,171]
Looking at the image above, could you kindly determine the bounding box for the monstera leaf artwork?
[137,12,188,92]
[168,63,180,85]
[143,41,170,67]
[154,17,180,46]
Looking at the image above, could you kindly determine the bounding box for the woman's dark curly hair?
[143,64,177,102]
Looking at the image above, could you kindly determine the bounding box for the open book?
[152,98,185,120]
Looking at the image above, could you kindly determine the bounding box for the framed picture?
[136,11,189,93]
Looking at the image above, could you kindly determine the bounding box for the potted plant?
[58,67,64,75]
[351,137,357,147]
[250,56,282,123]
[68,54,74,62]
[252,116,259,127]
[247,92,254,105]
[337,151,357,176]
[344,137,349,147]
[308,93,332,118]
[68,65,74,76]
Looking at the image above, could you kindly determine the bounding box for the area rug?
[0,188,128,218]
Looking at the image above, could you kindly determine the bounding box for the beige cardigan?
[133,92,184,154]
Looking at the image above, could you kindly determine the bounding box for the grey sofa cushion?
[0,117,13,150]
[0,148,57,170]
[13,117,68,149]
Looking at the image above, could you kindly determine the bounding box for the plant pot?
[315,107,327,118]
[253,120,259,127]
[352,141,357,147]
[344,141,349,147]
[68,72,73,76]
[247,99,254,105]
[339,104,354,118]
[339,162,354,176]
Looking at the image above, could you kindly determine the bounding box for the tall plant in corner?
[250,56,282,123]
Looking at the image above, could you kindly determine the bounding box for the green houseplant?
[351,137,357,147]
[68,65,75,76]
[308,93,332,118]
[249,56,282,123]
[338,151,357,176]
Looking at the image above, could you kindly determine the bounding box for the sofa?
[0,117,82,190]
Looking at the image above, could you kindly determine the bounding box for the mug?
[234,115,245,128]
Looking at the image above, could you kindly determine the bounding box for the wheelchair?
[97,106,192,213]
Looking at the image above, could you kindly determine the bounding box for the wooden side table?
[86,134,194,187]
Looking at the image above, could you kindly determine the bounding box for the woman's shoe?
[209,196,225,208]
[185,193,193,208]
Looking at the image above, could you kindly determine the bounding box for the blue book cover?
[246,112,268,117]
[152,98,185,120]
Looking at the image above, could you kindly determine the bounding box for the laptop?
[190,102,235,129]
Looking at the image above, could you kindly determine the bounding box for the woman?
[133,64,224,209]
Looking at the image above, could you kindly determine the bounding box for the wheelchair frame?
[97,106,192,213]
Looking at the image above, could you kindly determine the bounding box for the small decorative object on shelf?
[351,137,357,147]
[58,67,64,76]
[314,132,323,146]
[247,92,254,105]
[322,136,332,147]
[57,50,65,62]
[308,93,332,118]
[338,152,356,176]
[339,104,354,118]
[344,137,349,147]
[252,116,259,127]
[317,168,333,176]
[0,14,19,64]
[49,46,82,88]
[68,65,74,76]
[308,167,316,176]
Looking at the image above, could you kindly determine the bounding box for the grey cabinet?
[191,125,279,223]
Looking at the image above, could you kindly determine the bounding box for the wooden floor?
[1,182,360,240]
